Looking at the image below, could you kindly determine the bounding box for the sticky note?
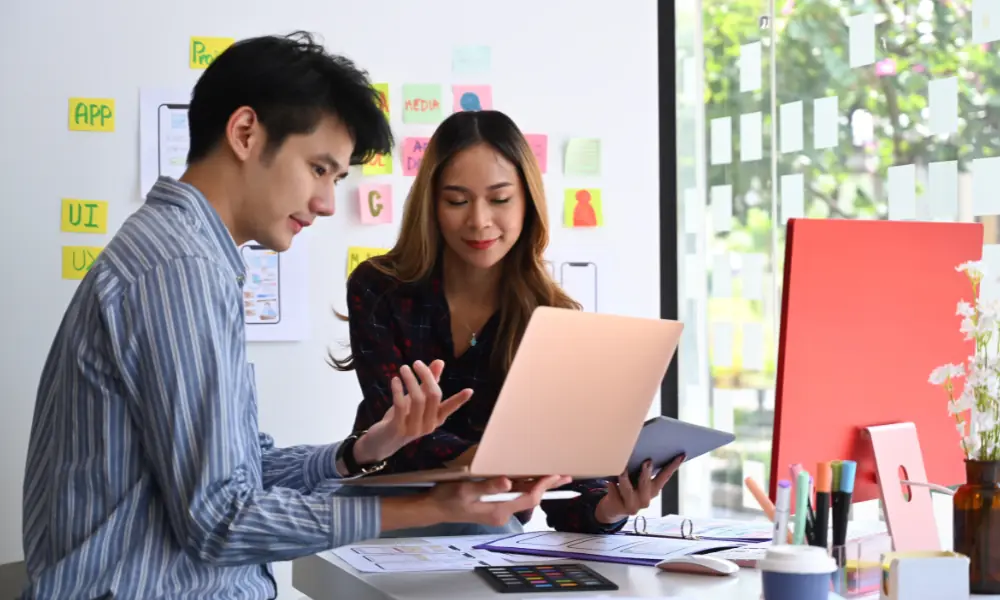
[402,84,443,124]
[848,14,875,68]
[373,83,389,116]
[972,157,1000,216]
[683,188,702,234]
[68,98,114,132]
[190,36,233,69]
[712,323,734,369]
[742,322,765,371]
[564,138,601,176]
[927,160,958,220]
[711,185,733,232]
[780,101,804,153]
[452,45,491,74]
[741,253,766,301]
[981,245,1000,302]
[712,254,732,297]
[929,77,959,136]
[524,134,548,173]
[358,183,393,224]
[780,174,805,223]
[740,42,762,92]
[452,85,492,112]
[710,117,732,165]
[401,137,430,176]
[887,164,917,221]
[362,153,393,176]
[347,246,390,277]
[973,0,1000,44]
[61,199,108,233]
[62,246,103,280]
[564,189,603,227]
[740,112,763,162]
[813,96,839,149]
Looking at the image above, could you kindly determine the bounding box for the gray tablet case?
[627,416,735,481]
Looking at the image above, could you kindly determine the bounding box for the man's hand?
[353,359,473,464]
[428,476,572,527]
[594,455,685,524]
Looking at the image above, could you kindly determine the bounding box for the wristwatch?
[336,430,387,478]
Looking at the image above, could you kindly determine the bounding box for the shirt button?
[237,275,245,286]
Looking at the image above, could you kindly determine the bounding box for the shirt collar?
[146,176,246,283]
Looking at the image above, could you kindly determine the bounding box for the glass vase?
[954,460,1000,593]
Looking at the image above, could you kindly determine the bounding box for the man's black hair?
[186,31,393,166]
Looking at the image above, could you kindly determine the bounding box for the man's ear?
[225,106,263,163]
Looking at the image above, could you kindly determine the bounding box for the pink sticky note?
[452,85,493,112]
[358,183,393,224]
[525,134,548,173]
[402,137,430,176]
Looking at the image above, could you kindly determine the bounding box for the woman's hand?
[428,476,572,527]
[593,455,685,524]
[353,359,473,464]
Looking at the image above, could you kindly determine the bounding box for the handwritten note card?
[358,184,393,225]
[190,36,233,69]
[564,138,601,176]
[69,98,115,132]
[62,246,103,280]
[452,85,492,112]
[61,199,108,233]
[524,134,548,173]
[347,246,390,277]
[373,83,389,117]
[452,45,491,74]
[563,189,603,227]
[402,84,443,124]
[402,137,430,176]
[363,153,393,176]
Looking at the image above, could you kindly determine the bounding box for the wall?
[0,1,660,596]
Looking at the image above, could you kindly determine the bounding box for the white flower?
[957,260,986,280]
[930,363,966,385]
[966,434,982,457]
[958,301,976,318]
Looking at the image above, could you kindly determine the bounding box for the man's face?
[233,112,354,251]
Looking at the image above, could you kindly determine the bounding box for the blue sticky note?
[452,45,491,74]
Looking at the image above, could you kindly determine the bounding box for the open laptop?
[342,306,684,486]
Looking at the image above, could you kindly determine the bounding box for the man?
[21,32,566,599]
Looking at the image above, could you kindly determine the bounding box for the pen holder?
[829,531,893,597]
[879,551,969,600]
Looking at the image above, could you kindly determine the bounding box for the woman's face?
[436,143,526,271]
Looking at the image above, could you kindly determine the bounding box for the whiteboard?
[0,0,659,595]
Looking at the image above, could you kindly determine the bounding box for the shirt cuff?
[329,494,382,547]
[582,489,629,534]
[304,443,343,490]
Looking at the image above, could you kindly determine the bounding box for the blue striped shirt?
[21,176,381,599]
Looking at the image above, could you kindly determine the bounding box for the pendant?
[470,334,477,347]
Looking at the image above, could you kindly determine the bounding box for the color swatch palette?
[474,563,618,593]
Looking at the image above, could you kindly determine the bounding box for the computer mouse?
[655,555,739,576]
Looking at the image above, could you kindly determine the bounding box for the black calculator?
[474,563,619,593]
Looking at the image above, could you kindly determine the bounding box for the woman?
[333,110,681,535]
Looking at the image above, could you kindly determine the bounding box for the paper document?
[474,531,740,567]
[331,536,546,574]
[139,88,191,199]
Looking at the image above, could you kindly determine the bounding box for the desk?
[293,541,761,599]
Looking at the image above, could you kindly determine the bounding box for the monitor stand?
[865,423,943,552]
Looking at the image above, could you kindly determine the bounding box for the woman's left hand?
[593,455,685,524]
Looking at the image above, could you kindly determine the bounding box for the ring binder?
[632,516,700,540]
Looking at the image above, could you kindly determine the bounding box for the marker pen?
[793,469,810,545]
[812,462,832,549]
[832,460,857,550]
[773,479,792,546]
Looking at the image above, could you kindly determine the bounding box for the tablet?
[627,416,735,484]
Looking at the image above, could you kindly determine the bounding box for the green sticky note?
[564,138,602,176]
[402,84,443,124]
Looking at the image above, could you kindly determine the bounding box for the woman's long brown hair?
[330,110,579,375]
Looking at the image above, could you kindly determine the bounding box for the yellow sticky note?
[190,36,234,69]
[61,199,108,233]
[564,138,601,175]
[68,98,115,132]
[363,153,393,176]
[347,246,390,277]
[62,246,103,280]
[373,83,389,117]
[564,189,603,227]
